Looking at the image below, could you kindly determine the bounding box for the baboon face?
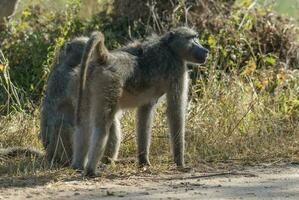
[165,27,209,64]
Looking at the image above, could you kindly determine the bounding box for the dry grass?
[1,67,299,180]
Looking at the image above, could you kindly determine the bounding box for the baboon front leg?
[167,75,188,167]
[136,103,155,166]
[102,117,122,164]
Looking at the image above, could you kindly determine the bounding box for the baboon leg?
[72,122,90,170]
[136,103,155,166]
[85,103,116,176]
[46,122,73,166]
[55,124,73,165]
[102,116,122,164]
[85,120,111,176]
[166,73,189,167]
[45,126,56,163]
[72,96,91,170]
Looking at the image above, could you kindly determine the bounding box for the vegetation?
[0,0,298,180]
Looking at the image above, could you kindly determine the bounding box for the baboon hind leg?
[102,117,121,164]
[85,92,119,176]
[72,121,91,170]
[71,96,91,171]
[136,103,155,166]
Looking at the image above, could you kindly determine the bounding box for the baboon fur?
[72,27,209,176]
[40,37,88,166]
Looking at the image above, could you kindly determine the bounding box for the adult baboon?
[0,37,88,163]
[72,27,209,176]
[40,36,88,166]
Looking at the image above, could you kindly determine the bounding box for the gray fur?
[73,27,209,176]
[0,37,88,163]
[136,102,155,166]
[40,36,88,166]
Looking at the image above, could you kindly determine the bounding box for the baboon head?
[162,27,209,64]
[59,37,88,66]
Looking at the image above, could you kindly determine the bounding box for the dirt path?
[1,164,298,200]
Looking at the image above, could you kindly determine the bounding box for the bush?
[1,0,298,112]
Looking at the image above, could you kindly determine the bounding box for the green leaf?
[265,55,277,65]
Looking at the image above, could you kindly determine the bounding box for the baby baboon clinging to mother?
[72,27,209,176]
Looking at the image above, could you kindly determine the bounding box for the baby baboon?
[72,27,209,176]
[40,37,88,166]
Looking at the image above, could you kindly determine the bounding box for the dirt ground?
[0,164,298,200]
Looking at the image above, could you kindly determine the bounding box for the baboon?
[0,0,19,30]
[0,37,88,162]
[72,27,209,176]
[40,36,88,166]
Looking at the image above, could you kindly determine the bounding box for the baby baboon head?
[162,27,209,64]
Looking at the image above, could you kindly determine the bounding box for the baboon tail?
[76,31,107,124]
[0,146,44,158]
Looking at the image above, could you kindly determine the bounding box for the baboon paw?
[101,156,115,165]
[138,161,152,172]
[84,169,100,178]
[138,159,151,167]
[177,166,193,173]
[71,163,84,172]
